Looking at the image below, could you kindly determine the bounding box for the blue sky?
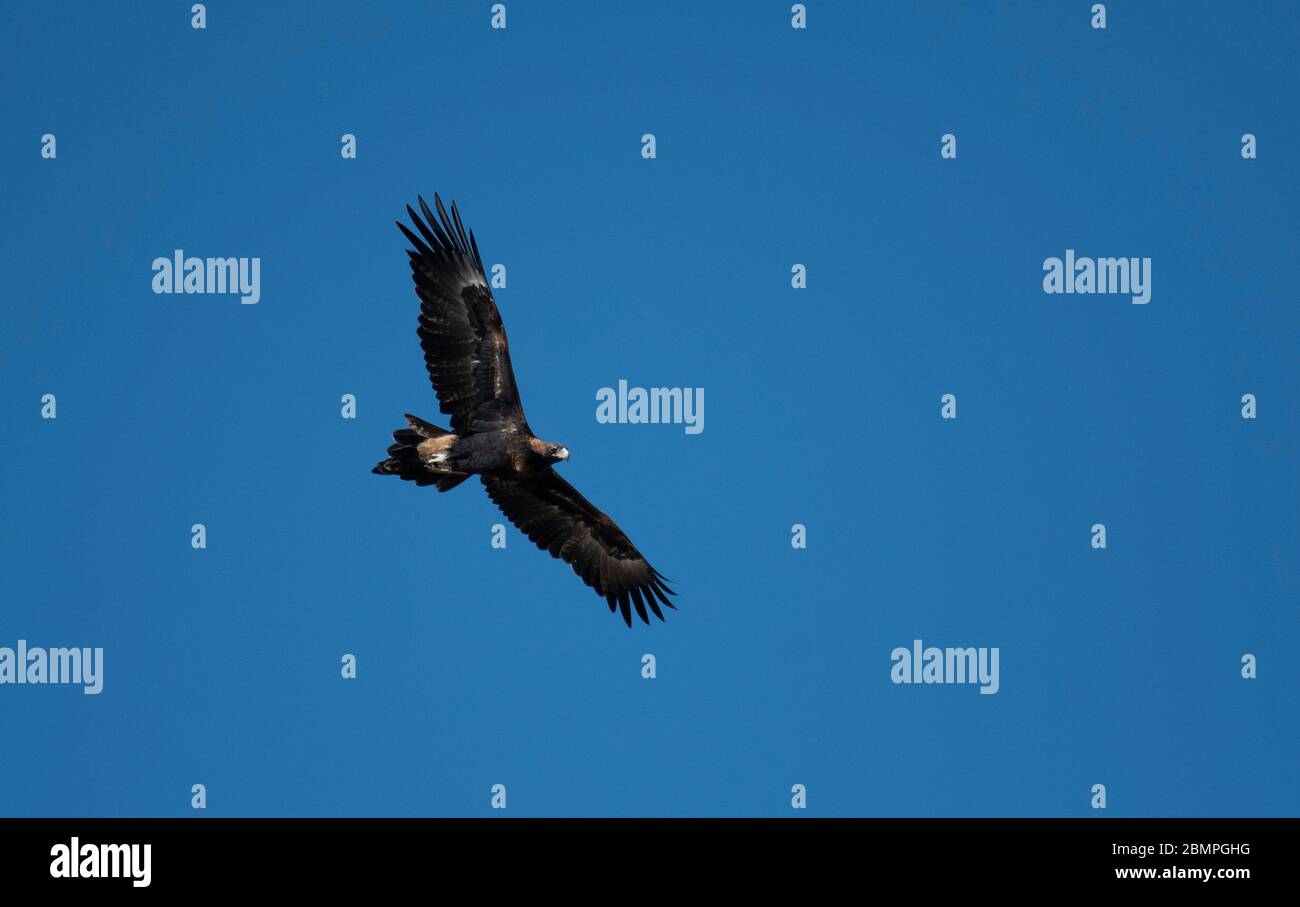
[1,1,1296,816]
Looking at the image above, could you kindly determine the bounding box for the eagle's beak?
[559,447,570,461]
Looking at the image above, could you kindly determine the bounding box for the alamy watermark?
[151,250,261,304]
[1043,249,1150,304]
[890,639,999,695]
[595,379,703,435]
[50,837,150,887]
[0,640,103,694]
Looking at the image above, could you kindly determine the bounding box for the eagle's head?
[528,436,570,464]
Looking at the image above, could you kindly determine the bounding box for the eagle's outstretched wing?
[397,195,528,435]
[482,470,676,626]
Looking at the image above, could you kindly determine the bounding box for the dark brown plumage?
[373,194,676,626]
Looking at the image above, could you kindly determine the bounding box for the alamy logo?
[151,250,261,304]
[1042,249,1151,304]
[50,838,150,887]
[0,640,103,694]
[595,379,703,435]
[890,640,1000,695]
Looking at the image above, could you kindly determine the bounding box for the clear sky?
[1,1,1296,817]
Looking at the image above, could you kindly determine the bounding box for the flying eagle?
[373,195,677,626]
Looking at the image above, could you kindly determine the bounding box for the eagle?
[373,195,677,626]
